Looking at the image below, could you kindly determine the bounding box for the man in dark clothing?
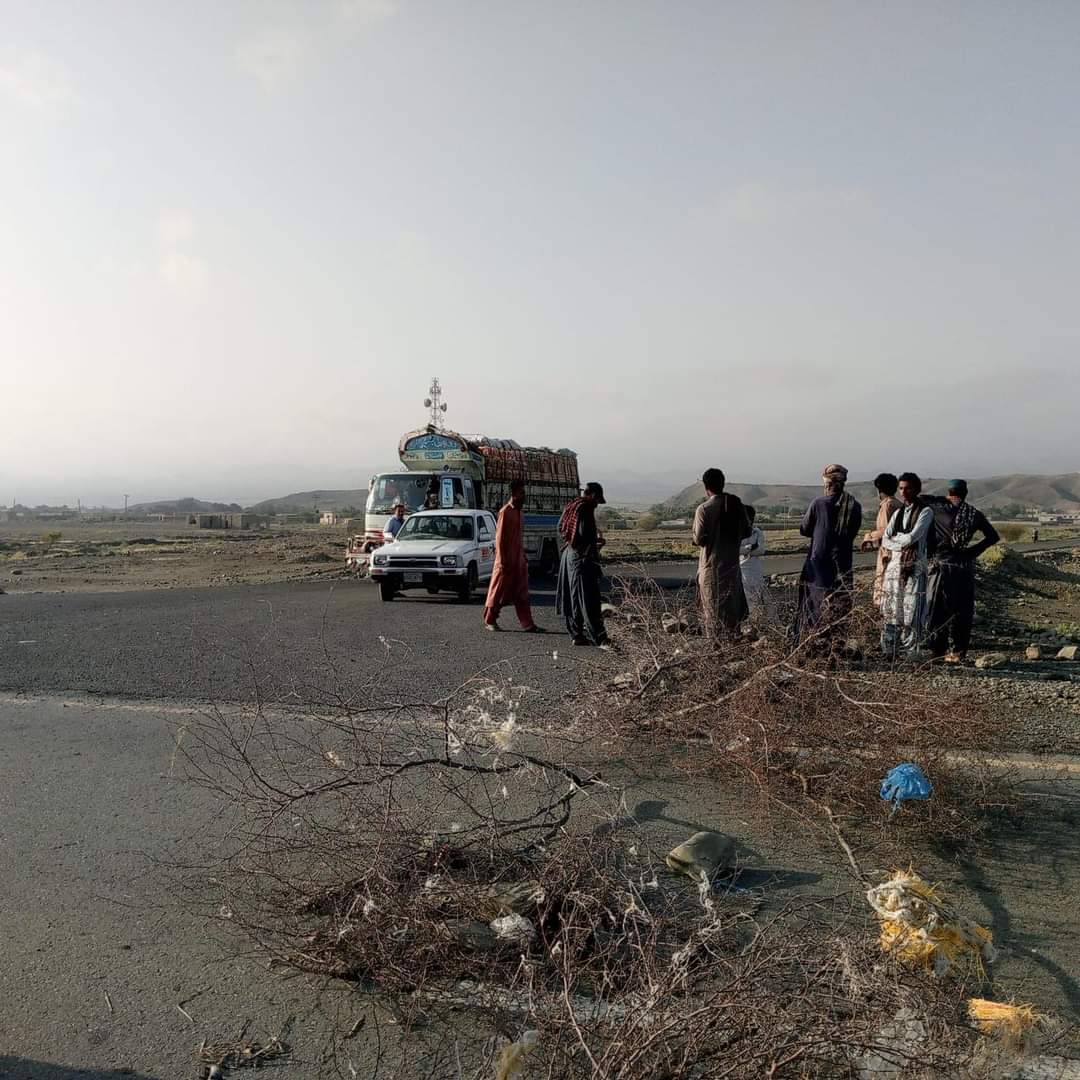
[692,468,752,638]
[556,482,609,647]
[794,463,863,638]
[926,479,999,663]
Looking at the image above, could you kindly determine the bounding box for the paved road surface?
[0,577,588,707]
[1,693,1077,1077]
[2,540,1078,1075]
[0,539,1074,707]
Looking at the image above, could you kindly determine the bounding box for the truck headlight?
[440,555,459,567]
[373,554,388,566]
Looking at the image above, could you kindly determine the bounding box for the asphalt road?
[0,539,1074,707]
[0,577,590,708]
[2,544,1079,1075]
[1,694,1077,1078]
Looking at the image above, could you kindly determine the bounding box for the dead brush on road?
[592,578,1015,859]
[174,644,1015,1078]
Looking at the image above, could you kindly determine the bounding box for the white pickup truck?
[368,508,499,603]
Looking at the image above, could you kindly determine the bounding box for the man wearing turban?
[794,464,863,640]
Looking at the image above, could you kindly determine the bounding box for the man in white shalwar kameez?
[739,506,772,624]
[880,472,935,658]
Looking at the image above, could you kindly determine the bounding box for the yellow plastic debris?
[866,870,995,976]
[968,998,1042,1048]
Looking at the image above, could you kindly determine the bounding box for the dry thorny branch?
[175,584,1030,1077]
[589,575,1016,855]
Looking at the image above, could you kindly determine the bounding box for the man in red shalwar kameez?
[484,480,542,632]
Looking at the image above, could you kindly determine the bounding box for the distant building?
[193,512,261,529]
[659,518,690,529]
[319,511,339,526]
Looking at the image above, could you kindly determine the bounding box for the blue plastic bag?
[880,762,932,816]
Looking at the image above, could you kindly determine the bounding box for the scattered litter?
[665,831,734,883]
[880,763,932,816]
[495,1029,539,1080]
[975,652,1009,669]
[611,671,636,689]
[1056,645,1079,661]
[17,640,37,645]
[866,870,994,976]
[490,913,536,943]
[196,1031,289,1070]
[1025,644,1043,660]
[489,717,517,751]
[968,998,1042,1049]
[661,613,688,634]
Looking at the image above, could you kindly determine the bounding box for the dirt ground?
[0,520,354,593]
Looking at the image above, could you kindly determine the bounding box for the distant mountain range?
[248,490,369,513]
[130,496,242,513]
[659,473,1080,514]
[120,472,1080,518]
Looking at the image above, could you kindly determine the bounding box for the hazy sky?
[3,1,1079,506]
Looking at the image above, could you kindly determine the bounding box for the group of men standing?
[480,479,611,648]
[690,464,1000,661]
[480,465,1000,661]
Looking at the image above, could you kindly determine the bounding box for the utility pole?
[123,494,130,514]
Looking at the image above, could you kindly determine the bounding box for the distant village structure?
[191,512,262,529]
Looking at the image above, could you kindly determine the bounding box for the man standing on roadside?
[861,473,903,607]
[383,502,407,540]
[692,468,752,638]
[880,472,935,658]
[484,480,543,633]
[926,480,999,663]
[794,464,863,639]
[556,482,610,647]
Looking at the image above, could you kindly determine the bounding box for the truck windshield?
[366,474,430,515]
[397,515,474,541]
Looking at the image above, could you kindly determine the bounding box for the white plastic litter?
[490,913,536,943]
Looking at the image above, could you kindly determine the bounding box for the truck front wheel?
[457,564,478,603]
[379,579,396,602]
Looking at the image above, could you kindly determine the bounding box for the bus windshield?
[366,474,431,515]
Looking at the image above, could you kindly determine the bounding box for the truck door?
[476,513,496,578]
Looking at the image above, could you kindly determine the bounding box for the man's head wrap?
[822,464,848,492]
[948,479,968,496]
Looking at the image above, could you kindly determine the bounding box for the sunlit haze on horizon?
[3,1,1079,507]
